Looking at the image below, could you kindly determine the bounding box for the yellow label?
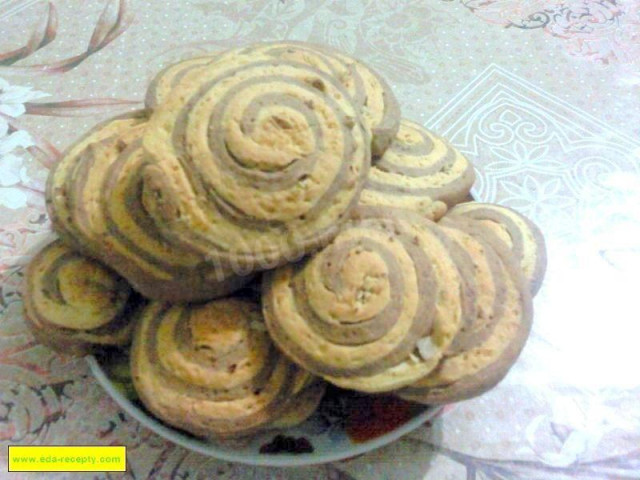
[8,446,126,472]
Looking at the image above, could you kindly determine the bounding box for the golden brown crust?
[159,42,400,158]
[45,110,150,257]
[100,141,253,301]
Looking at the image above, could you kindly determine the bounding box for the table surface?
[2,1,639,479]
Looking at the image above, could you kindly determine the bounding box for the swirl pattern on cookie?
[361,120,475,216]
[398,217,533,404]
[23,240,137,356]
[262,206,464,392]
[339,53,400,158]
[46,111,149,255]
[101,141,252,301]
[130,298,321,438]
[438,223,505,357]
[145,55,215,109]
[445,202,547,295]
[238,41,400,158]
[46,111,252,301]
[141,56,370,273]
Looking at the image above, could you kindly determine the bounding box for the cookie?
[145,55,215,109]
[445,202,547,295]
[130,298,322,439]
[336,51,400,158]
[398,217,533,404]
[360,119,475,217]
[438,223,505,357]
[141,54,371,274]
[47,111,252,301]
[154,43,400,158]
[46,111,149,255]
[320,213,480,392]
[262,205,465,393]
[22,240,138,356]
[101,140,253,301]
[240,41,400,158]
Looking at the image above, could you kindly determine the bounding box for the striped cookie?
[360,119,475,217]
[398,217,533,404]
[46,110,149,255]
[141,52,371,274]
[46,112,252,302]
[262,206,465,393]
[22,240,138,356]
[438,223,505,357]
[100,141,253,301]
[445,202,547,295]
[130,297,323,439]
[318,214,485,392]
[145,55,216,109]
[157,42,400,158]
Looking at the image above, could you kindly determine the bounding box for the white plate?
[87,353,441,467]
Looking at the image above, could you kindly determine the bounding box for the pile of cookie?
[23,42,546,440]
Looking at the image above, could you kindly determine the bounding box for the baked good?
[398,217,533,404]
[150,43,400,158]
[31,39,545,432]
[360,119,475,217]
[46,111,149,255]
[340,52,400,158]
[438,223,504,357]
[445,202,547,295]
[262,205,465,392]
[22,239,138,356]
[145,55,215,109]
[131,297,324,439]
[239,41,400,158]
[141,53,371,273]
[46,111,252,302]
[101,140,253,301]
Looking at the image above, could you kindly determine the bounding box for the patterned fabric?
[1,1,639,478]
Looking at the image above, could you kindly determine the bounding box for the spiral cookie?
[445,202,547,295]
[360,120,475,217]
[262,206,465,393]
[131,298,322,439]
[47,110,252,301]
[145,55,215,109]
[22,240,138,356]
[100,141,253,302]
[398,219,533,404]
[141,56,370,273]
[438,223,505,358]
[237,41,400,158]
[335,51,400,158]
[46,111,149,255]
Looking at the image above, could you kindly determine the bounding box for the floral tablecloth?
[2,1,639,479]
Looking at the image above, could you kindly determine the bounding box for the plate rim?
[86,355,442,467]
